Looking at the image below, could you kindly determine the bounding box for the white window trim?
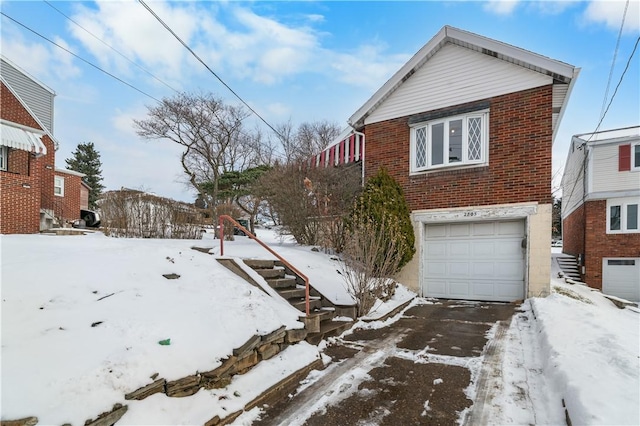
[410,110,489,173]
[54,175,64,197]
[606,198,639,234]
[632,142,640,171]
[0,146,7,171]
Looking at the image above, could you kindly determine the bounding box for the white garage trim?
[413,203,538,302]
[602,258,640,302]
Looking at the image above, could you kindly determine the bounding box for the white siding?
[561,140,586,218]
[365,43,552,125]
[591,143,640,193]
[1,59,55,133]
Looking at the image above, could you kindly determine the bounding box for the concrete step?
[277,287,307,300]
[244,259,276,269]
[266,277,298,289]
[291,298,323,312]
[254,268,285,279]
[315,308,336,322]
[306,320,353,345]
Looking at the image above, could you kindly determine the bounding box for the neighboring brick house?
[319,26,579,301]
[561,126,640,302]
[1,56,84,234]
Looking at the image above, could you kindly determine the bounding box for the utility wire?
[1,12,161,103]
[600,0,629,121]
[137,0,285,141]
[43,0,180,94]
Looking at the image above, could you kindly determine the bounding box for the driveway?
[256,299,518,425]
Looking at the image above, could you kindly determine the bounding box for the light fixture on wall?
[22,183,31,188]
[45,165,53,170]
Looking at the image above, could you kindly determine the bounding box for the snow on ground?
[0,231,321,424]
[487,250,640,425]
[2,230,638,425]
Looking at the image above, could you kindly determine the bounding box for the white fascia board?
[446,27,576,80]
[0,75,61,151]
[349,26,577,129]
[55,167,85,177]
[1,55,56,95]
[553,67,581,142]
[349,26,449,128]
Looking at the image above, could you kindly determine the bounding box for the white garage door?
[423,220,525,302]
[603,258,640,302]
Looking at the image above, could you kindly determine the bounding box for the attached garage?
[422,220,526,302]
[602,258,640,302]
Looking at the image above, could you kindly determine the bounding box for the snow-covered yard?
[1,231,638,424]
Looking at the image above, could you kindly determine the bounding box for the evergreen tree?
[348,167,416,272]
[65,142,105,209]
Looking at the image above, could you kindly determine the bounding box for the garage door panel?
[423,220,525,302]
[603,258,640,302]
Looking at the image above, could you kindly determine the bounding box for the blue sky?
[1,0,638,202]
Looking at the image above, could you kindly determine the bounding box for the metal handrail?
[218,215,310,316]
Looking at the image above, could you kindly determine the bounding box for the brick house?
[561,126,640,302]
[1,56,86,234]
[318,26,579,301]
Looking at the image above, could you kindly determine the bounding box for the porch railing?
[218,215,310,316]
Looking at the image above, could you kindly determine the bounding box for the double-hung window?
[54,175,64,197]
[633,143,640,171]
[607,198,639,233]
[411,110,488,172]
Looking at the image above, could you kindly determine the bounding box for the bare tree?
[134,92,258,212]
[273,119,342,164]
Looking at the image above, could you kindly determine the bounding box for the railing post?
[219,216,224,256]
[217,215,310,316]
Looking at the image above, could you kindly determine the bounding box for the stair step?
[266,277,298,289]
[244,259,276,269]
[315,308,335,322]
[277,287,307,299]
[306,320,353,345]
[254,268,285,279]
[291,298,323,312]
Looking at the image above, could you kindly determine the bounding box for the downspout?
[352,129,366,186]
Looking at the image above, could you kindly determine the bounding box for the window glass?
[608,259,636,266]
[627,204,638,230]
[431,123,444,166]
[633,144,640,169]
[54,176,64,196]
[415,127,427,168]
[0,146,6,171]
[610,205,621,231]
[468,117,482,160]
[448,119,462,163]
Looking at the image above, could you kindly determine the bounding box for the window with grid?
[411,111,488,172]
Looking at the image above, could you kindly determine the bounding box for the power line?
[1,11,161,103]
[43,0,180,94]
[599,0,630,120]
[137,0,285,141]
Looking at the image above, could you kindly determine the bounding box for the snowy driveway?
[255,299,517,425]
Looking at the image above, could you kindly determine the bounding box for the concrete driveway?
[256,299,518,425]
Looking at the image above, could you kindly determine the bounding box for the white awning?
[1,122,47,156]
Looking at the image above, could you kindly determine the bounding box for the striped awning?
[1,122,47,156]
[310,132,364,168]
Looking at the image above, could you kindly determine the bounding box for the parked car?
[552,239,563,247]
[80,209,101,228]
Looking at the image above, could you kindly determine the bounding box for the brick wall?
[583,200,639,289]
[0,81,53,234]
[364,85,553,211]
[54,171,83,224]
[562,204,585,258]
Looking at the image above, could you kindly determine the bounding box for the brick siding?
[364,85,553,211]
[562,204,585,258]
[54,171,83,224]
[583,200,639,289]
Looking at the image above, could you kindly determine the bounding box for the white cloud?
[483,0,521,15]
[265,102,291,118]
[305,14,325,23]
[329,44,411,89]
[583,0,640,33]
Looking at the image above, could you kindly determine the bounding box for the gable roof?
[348,25,579,137]
[0,76,60,152]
